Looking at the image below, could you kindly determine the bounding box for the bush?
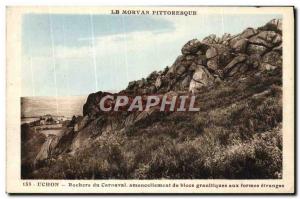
[27,70,283,179]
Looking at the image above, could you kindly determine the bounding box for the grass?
[23,68,283,179]
[21,124,46,179]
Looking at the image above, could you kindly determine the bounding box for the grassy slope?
[21,124,47,179]
[31,69,282,179]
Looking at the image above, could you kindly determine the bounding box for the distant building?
[39,114,55,125]
[39,119,46,125]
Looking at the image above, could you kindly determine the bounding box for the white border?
[1,1,298,198]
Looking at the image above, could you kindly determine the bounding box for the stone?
[206,44,232,68]
[181,59,193,68]
[227,64,240,76]
[247,44,268,55]
[261,63,277,71]
[239,63,249,73]
[176,65,187,75]
[196,55,206,65]
[202,34,217,44]
[215,37,222,44]
[249,31,281,48]
[137,79,145,88]
[189,65,214,93]
[192,66,213,82]
[185,55,197,61]
[259,19,282,34]
[169,55,193,76]
[273,44,282,53]
[181,75,192,89]
[35,135,60,164]
[223,54,247,74]
[124,113,136,127]
[230,38,248,53]
[246,54,261,69]
[189,63,198,71]
[167,65,176,75]
[214,76,222,83]
[262,51,282,67]
[77,115,89,131]
[218,50,233,67]
[207,58,219,71]
[240,28,258,38]
[272,34,282,45]
[181,39,207,55]
[83,91,114,117]
[206,47,218,59]
[221,33,232,42]
[173,55,184,66]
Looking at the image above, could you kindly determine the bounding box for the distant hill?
[21,96,87,118]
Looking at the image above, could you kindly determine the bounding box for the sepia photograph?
[6,6,295,194]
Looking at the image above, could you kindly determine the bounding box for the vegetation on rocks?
[22,19,283,179]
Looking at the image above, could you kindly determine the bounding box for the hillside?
[21,19,283,179]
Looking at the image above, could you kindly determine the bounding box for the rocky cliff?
[22,19,283,179]
[83,19,282,117]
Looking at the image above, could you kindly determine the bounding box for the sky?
[21,13,281,97]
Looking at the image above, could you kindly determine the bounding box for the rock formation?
[83,19,282,116]
[22,19,283,179]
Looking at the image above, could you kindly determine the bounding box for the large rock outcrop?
[83,18,282,116]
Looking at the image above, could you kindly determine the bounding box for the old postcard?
[6,6,294,194]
